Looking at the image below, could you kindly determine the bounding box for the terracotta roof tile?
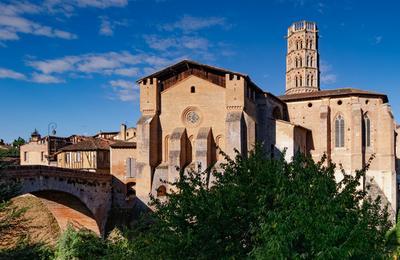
[279,88,388,103]
[59,138,113,152]
[110,141,136,149]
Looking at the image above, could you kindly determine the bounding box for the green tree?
[0,154,52,259]
[54,225,107,260]
[12,137,25,149]
[0,156,25,239]
[386,212,400,258]
[129,146,392,259]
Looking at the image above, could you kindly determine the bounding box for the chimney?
[120,124,127,141]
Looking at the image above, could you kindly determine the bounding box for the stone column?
[319,104,330,161]
[244,112,256,152]
[135,115,161,206]
[376,103,396,212]
[225,111,246,159]
[195,127,215,172]
[168,128,190,184]
[350,102,362,171]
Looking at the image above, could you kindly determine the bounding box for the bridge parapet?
[1,165,112,181]
[0,165,112,236]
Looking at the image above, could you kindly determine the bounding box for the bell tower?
[285,21,320,95]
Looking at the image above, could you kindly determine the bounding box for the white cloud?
[99,17,113,36]
[24,51,172,89]
[0,7,77,41]
[374,36,383,45]
[0,0,130,42]
[144,35,178,51]
[144,35,210,51]
[43,0,129,14]
[162,15,227,32]
[28,56,78,74]
[114,67,139,77]
[0,68,26,80]
[0,28,19,40]
[320,74,337,84]
[27,52,139,75]
[109,79,139,101]
[98,16,129,36]
[181,36,209,50]
[73,0,128,8]
[162,15,228,32]
[320,61,337,85]
[31,73,64,83]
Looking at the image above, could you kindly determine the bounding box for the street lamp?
[48,122,57,136]
[47,122,57,166]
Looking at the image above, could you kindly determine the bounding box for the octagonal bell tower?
[285,21,320,95]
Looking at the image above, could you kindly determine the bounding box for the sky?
[0,0,399,143]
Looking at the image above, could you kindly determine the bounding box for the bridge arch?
[0,166,112,236]
[28,190,100,235]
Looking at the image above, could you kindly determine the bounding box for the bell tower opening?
[285,21,320,95]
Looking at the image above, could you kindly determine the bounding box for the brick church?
[13,20,391,218]
[115,20,398,217]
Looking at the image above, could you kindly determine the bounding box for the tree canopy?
[127,147,392,259]
[0,146,396,259]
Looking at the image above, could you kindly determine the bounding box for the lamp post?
[48,122,57,137]
[47,122,57,166]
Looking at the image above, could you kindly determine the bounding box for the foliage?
[0,146,396,259]
[53,225,134,260]
[251,152,391,259]
[54,225,107,260]
[128,146,392,259]
[12,137,26,149]
[0,147,18,158]
[0,242,53,260]
[0,181,26,242]
[386,212,400,258]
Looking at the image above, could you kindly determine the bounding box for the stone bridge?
[0,166,112,236]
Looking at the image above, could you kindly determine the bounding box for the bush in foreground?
[1,147,396,259]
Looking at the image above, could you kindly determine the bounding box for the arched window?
[309,40,313,49]
[157,185,167,197]
[335,115,345,148]
[310,75,314,86]
[299,57,302,67]
[306,75,310,85]
[363,114,371,148]
[310,56,313,67]
[190,86,196,93]
[164,135,169,162]
[299,76,303,87]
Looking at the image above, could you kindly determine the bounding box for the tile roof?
[137,59,247,83]
[137,59,266,94]
[59,138,113,152]
[279,88,388,103]
[110,141,137,149]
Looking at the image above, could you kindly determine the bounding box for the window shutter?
[126,158,136,178]
[126,158,131,177]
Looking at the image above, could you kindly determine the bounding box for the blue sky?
[0,0,399,142]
